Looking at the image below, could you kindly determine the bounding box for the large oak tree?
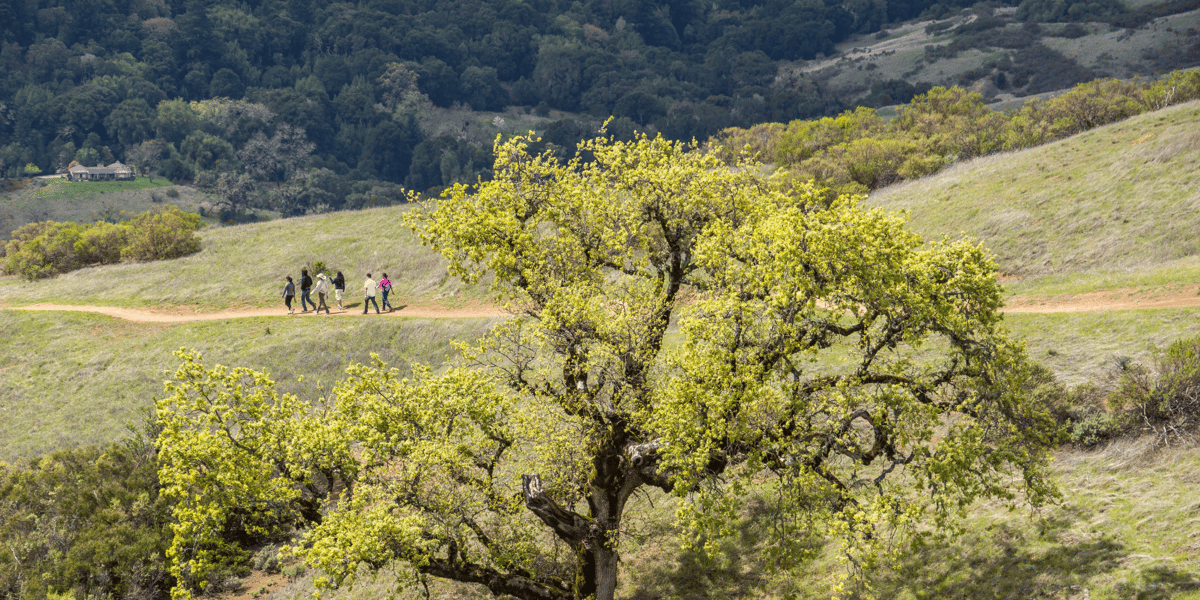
[156,132,1058,600]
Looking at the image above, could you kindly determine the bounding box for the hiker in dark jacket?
[333,271,346,311]
[299,268,316,312]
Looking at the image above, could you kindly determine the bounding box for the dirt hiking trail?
[4,287,1200,323]
[1,301,507,322]
[1001,288,1200,314]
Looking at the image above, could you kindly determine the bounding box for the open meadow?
[0,177,218,241]
[4,101,1200,600]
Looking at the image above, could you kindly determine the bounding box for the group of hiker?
[281,269,396,315]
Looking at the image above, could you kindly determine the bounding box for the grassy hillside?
[0,178,218,241]
[0,204,491,310]
[5,99,1200,600]
[801,7,1200,106]
[0,310,500,461]
[5,101,1200,458]
[869,99,1200,285]
[864,100,1200,384]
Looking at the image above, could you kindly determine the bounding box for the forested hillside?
[0,0,897,188]
[4,0,1199,196]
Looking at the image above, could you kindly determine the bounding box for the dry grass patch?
[0,178,215,241]
[1006,307,1200,387]
[0,310,502,461]
[869,100,1200,278]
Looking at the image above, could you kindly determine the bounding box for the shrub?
[0,439,174,600]
[1059,23,1088,38]
[122,206,205,262]
[75,221,132,265]
[1038,78,1146,137]
[281,564,306,580]
[924,20,955,35]
[252,545,282,575]
[1046,383,1122,446]
[1144,68,1200,109]
[3,221,86,280]
[4,208,204,279]
[1108,336,1200,447]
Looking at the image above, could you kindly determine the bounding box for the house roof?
[68,163,131,174]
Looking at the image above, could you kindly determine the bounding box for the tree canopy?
[155,132,1059,600]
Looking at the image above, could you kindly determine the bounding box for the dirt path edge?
[1,302,508,322]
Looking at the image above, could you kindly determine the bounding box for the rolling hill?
[4,98,1200,600]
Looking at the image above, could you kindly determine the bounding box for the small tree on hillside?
[156,133,1060,600]
[126,140,167,181]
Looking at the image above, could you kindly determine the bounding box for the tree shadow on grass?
[622,498,794,600]
[864,509,1200,600]
[622,500,1200,600]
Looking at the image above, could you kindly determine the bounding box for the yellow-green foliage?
[713,68,1200,196]
[155,349,355,599]
[2,206,204,280]
[156,133,1061,600]
[121,206,204,262]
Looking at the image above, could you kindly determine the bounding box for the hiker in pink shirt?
[379,272,395,312]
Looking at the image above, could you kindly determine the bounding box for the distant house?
[67,162,134,182]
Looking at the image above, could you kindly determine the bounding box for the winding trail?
[3,286,1200,322]
[1,301,508,322]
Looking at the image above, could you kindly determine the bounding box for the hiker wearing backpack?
[379,272,394,312]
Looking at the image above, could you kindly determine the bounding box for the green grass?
[0,309,501,462]
[861,439,1200,600]
[1001,256,1200,298]
[1006,308,1200,387]
[869,100,1200,279]
[5,96,1200,600]
[0,177,216,242]
[33,176,175,199]
[0,203,492,310]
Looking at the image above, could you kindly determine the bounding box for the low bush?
[252,545,282,575]
[714,67,1200,196]
[1048,335,1200,448]
[122,206,204,262]
[3,221,86,280]
[75,221,131,265]
[1048,383,1120,447]
[1108,337,1200,447]
[0,433,174,600]
[2,206,204,279]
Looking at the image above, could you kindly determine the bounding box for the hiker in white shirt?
[363,273,380,314]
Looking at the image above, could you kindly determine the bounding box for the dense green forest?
[0,0,1129,207]
[2,0,1197,217]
